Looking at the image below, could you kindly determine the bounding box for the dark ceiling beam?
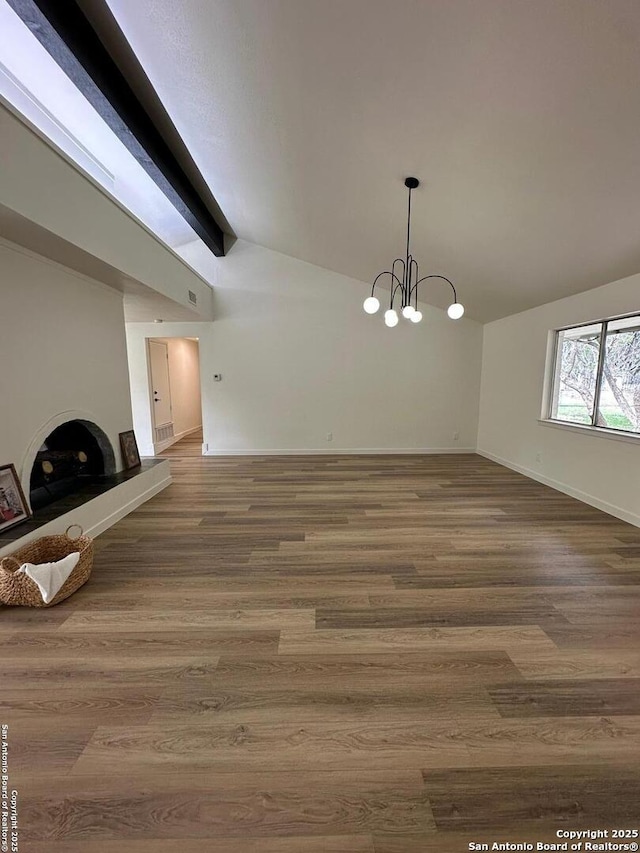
[7,0,227,256]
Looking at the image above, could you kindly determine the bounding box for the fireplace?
[29,420,116,511]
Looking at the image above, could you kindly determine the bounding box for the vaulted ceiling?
[100,0,640,321]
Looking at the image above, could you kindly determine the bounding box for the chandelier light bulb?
[363,296,380,314]
[401,305,415,319]
[447,302,465,320]
[410,310,423,323]
[384,309,399,327]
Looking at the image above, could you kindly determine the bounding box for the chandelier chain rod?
[405,185,413,305]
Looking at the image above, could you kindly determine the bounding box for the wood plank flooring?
[3,451,640,851]
[159,427,203,457]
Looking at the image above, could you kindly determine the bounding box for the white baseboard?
[153,436,174,454]
[0,461,172,559]
[477,448,640,528]
[154,425,202,455]
[204,447,477,456]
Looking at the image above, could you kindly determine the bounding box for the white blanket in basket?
[17,552,80,604]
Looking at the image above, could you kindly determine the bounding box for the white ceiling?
[103,0,640,321]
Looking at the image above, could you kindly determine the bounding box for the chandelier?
[363,177,464,327]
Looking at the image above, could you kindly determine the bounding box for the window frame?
[544,310,640,439]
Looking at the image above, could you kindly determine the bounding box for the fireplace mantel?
[0,459,170,560]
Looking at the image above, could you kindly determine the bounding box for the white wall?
[478,271,640,527]
[0,102,214,319]
[135,239,483,454]
[156,337,202,439]
[0,238,134,494]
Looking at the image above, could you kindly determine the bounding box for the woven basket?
[0,525,93,607]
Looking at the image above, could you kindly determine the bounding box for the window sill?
[538,419,640,445]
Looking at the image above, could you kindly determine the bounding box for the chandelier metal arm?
[409,258,419,306]
[412,274,458,305]
[390,280,406,307]
[392,258,407,304]
[392,257,406,279]
[370,269,404,298]
[370,270,395,296]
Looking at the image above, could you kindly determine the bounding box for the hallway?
[159,428,203,458]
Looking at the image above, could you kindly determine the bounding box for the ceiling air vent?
[188,290,197,305]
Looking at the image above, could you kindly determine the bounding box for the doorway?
[147,337,203,455]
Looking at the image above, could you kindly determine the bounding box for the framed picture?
[119,430,141,470]
[0,464,31,533]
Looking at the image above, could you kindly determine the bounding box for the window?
[549,313,640,436]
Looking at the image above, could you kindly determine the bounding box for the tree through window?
[549,314,640,435]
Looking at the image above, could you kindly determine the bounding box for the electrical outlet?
[326,432,333,442]
[453,431,459,441]
[535,452,542,463]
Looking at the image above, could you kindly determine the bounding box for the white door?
[148,340,173,428]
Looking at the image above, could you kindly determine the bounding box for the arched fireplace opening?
[29,420,116,511]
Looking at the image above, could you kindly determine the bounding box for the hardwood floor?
[159,428,203,457]
[3,453,640,852]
